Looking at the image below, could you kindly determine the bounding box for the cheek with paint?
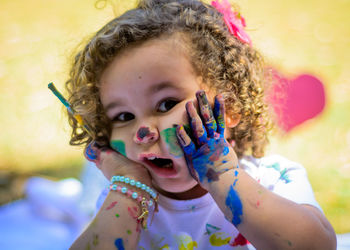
[160,127,184,158]
[110,140,127,157]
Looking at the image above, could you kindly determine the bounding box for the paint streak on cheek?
[225,185,243,226]
[160,127,184,158]
[110,140,127,157]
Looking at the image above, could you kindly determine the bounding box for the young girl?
[66,0,336,249]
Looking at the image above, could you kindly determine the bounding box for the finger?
[196,90,217,138]
[186,101,207,146]
[176,125,196,155]
[84,141,99,163]
[213,94,226,136]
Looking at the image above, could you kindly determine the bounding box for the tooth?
[148,156,156,160]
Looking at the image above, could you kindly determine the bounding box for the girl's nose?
[133,126,159,144]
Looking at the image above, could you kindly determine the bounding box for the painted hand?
[176,91,238,189]
[84,141,152,186]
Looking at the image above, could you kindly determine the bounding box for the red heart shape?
[267,70,326,132]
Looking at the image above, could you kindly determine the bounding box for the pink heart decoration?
[267,69,326,132]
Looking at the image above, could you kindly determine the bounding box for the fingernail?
[176,125,187,146]
[196,90,209,105]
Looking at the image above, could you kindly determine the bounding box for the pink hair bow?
[211,0,252,45]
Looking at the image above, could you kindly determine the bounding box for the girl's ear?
[225,113,241,128]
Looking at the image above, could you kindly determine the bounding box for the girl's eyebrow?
[105,81,181,113]
[105,99,124,113]
[147,81,181,95]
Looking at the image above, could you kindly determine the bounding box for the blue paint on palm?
[189,138,230,183]
[225,185,243,226]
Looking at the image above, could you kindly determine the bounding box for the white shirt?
[96,155,321,249]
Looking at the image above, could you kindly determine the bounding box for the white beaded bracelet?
[110,175,158,200]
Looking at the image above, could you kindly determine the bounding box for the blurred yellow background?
[0,0,349,233]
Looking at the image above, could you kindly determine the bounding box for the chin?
[153,177,198,194]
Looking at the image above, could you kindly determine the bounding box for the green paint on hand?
[127,229,132,235]
[110,140,126,157]
[115,213,120,218]
[160,127,183,158]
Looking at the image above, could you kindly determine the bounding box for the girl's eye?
[113,112,135,122]
[158,99,179,113]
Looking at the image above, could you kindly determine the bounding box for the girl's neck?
[156,184,208,200]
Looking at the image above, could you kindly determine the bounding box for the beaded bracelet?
[110,175,157,200]
[109,183,155,229]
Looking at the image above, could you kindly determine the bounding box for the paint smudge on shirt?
[225,185,243,226]
[209,232,231,246]
[105,201,118,210]
[110,140,126,157]
[150,236,169,250]
[160,127,184,158]
[205,223,221,235]
[114,238,125,250]
[177,234,198,250]
[230,233,250,246]
[266,162,292,184]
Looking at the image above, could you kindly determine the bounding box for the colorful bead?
[121,187,128,193]
[111,184,117,190]
[146,186,150,193]
[130,179,135,186]
[120,176,125,182]
[125,177,130,184]
[136,181,141,188]
[132,192,138,199]
[141,184,146,190]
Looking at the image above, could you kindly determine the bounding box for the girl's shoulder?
[240,154,322,211]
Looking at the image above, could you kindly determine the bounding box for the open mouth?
[145,156,174,168]
[142,155,177,177]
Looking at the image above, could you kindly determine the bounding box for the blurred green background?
[0,0,349,233]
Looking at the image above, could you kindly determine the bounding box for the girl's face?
[100,38,203,194]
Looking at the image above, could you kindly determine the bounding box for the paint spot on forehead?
[160,127,184,158]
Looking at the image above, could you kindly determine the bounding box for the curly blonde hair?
[65,0,271,158]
